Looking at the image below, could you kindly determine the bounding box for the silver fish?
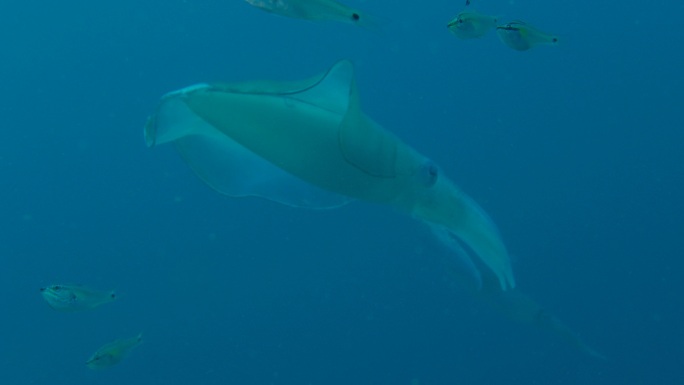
[86,333,143,369]
[447,11,498,39]
[244,0,377,27]
[40,284,116,311]
[497,21,559,51]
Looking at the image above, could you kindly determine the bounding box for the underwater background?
[1,0,682,384]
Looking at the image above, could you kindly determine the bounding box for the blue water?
[2,0,682,384]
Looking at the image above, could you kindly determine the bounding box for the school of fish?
[40,284,142,369]
[243,0,558,51]
[446,4,558,50]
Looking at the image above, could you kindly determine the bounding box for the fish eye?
[351,13,360,22]
[52,285,61,291]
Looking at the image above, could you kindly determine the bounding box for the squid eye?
[52,285,61,291]
[419,161,439,187]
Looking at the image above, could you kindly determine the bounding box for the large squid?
[144,60,516,290]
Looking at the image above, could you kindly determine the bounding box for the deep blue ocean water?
[1,1,682,384]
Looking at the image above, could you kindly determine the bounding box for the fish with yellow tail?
[40,284,116,312]
[86,333,143,369]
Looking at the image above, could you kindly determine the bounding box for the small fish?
[496,21,559,51]
[40,284,116,312]
[244,0,377,28]
[447,11,498,39]
[86,333,143,370]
